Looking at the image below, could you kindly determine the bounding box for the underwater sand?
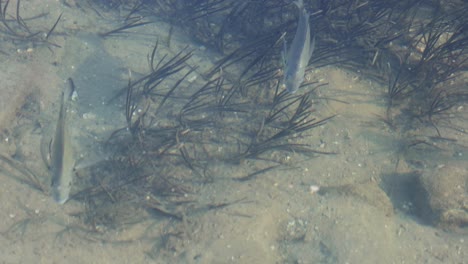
[0,1,466,263]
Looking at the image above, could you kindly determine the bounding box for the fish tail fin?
[294,0,309,19]
[293,0,304,9]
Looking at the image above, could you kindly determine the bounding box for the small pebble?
[309,185,320,194]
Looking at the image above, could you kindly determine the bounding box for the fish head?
[284,69,304,93]
[51,176,71,204]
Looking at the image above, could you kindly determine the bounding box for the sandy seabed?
[0,1,466,263]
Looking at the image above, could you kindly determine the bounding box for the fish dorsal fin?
[282,37,288,66]
[46,137,52,169]
[309,35,316,60]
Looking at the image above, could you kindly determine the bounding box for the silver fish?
[283,0,315,93]
[50,78,75,204]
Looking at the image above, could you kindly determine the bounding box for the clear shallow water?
[0,1,466,263]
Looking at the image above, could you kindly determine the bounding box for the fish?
[283,0,315,93]
[50,78,76,204]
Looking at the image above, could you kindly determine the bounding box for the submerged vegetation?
[93,0,467,132]
[68,0,467,236]
[0,0,466,260]
[73,39,333,232]
[0,0,62,53]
